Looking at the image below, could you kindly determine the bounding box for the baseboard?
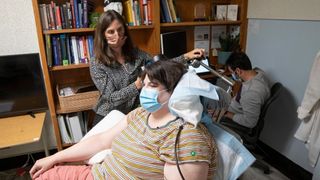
[257,140,312,180]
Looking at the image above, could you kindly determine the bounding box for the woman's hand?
[183,48,205,61]
[135,76,143,90]
[29,156,57,179]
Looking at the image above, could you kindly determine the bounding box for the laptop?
[188,58,211,74]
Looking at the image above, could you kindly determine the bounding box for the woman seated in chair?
[30,60,217,180]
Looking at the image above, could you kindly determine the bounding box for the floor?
[240,163,290,180]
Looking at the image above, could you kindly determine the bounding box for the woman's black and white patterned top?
[90,48,185,117]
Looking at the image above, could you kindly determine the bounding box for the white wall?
[247,0,320,173]
[0,0,56,158]
[248,0,320,21]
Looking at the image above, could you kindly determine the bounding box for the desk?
[0,112,49,156]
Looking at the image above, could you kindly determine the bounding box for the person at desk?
[90,10,205,126]
[220,52,271,134]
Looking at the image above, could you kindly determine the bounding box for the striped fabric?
[92,107,217,179]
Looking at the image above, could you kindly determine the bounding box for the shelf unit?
[32,0,247,150]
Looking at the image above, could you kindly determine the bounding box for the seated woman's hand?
[30,156,57,179]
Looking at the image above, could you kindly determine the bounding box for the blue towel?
[202,114,256,180]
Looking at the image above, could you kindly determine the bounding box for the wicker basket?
[56,83,99,113]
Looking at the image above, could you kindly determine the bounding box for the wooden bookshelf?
[32,0,247,150]
[161,20,241,27]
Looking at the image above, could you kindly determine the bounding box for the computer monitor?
[160,31,187,59]
[160,31,210,74]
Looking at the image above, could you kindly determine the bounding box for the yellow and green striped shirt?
[92,107,217,179]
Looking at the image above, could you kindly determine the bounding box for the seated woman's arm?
[30,117,128,179]
[164,162,209,180]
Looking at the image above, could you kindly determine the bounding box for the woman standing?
[90,10,204,126]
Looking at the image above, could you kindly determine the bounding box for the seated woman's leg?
[35,165,93,180]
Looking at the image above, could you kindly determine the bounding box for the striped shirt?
[92,107,217,179]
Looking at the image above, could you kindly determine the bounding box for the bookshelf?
[32,0,247,150]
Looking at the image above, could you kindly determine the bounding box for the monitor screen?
[160,31,187,59]
[0,53,48,118]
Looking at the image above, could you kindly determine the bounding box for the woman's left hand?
[183,48,205,61]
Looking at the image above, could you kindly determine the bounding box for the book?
[49,1,56,29]
[83,0,88,27]
[216,5,227,20]
[55,6,62,30]
[39,4,49,30]
[66,2,73,28]
[71,36,80,64]
[58,115,72,144]
[68,114,84,143]
[52,36,59,66]
[147,0,152,24]
[124,0,134,26]
[167,0,177,22]
[227,4,238,21]
[45,34,52,67]
[60,34,68,65]
[87,35,94,60]
[62,4,68,29]
[133,0,141,25]
[160,0,171,23]
[73,0,80,28]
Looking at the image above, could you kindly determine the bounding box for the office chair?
[220,82,283,174]
[244,82,283,174]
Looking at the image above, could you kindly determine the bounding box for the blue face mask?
[231,73,241,81]
[140,88,167,113]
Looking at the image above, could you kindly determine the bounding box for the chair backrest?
[244,82,283,144]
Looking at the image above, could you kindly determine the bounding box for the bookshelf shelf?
[50,63,89,71]
[56,103,93,114]
[43,28,94,35]
[43,25,155,35]
[161,20,241,27]
[128,25,155,30]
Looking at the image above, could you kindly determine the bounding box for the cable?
[174,125,185,180]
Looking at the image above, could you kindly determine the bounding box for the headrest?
[168,70,219,127]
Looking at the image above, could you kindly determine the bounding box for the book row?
[160,0,180,23]
[39,0,93,30]
[58,112,89,144]
[45,34,94,67]
[123,0,152,26]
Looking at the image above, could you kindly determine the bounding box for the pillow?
[81,110,126,164]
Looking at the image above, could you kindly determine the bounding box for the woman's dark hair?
[94,10,134,66]
[141,61,187,93]
[225,51,252,71]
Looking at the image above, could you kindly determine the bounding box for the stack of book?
[123,0,153,26]
[160,0,180,23]
[45,34,94,67]
[58,112,89,144]
[38,0,94,30]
